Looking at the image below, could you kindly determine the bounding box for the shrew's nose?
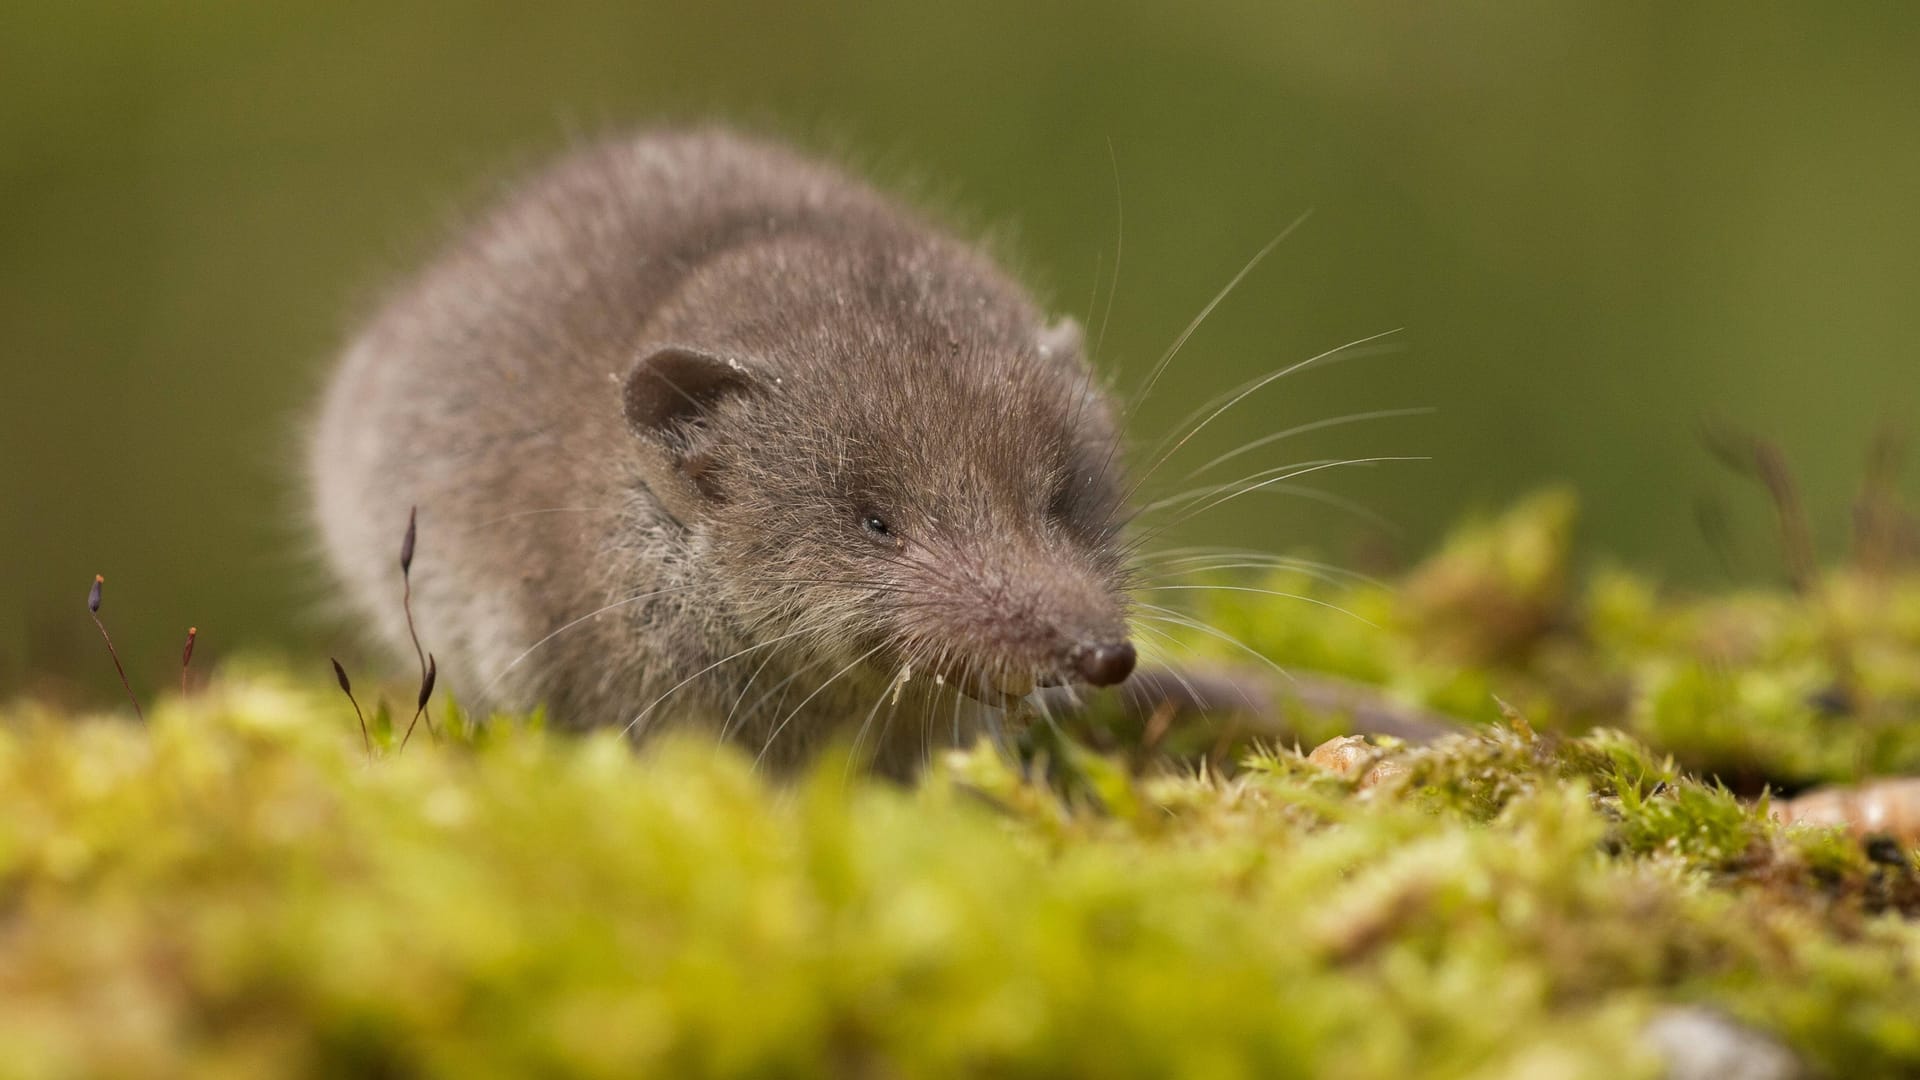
[1072,640,1137,687]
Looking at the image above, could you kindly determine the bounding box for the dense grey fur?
[311,128,1134,772]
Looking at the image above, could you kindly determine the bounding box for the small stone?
[1306,735,1373,775]
[1643,1005,1801,1080]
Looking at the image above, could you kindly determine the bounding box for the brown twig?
[1701,421,1817,594]
[399,507,438,739]
[180,627,198,698]
[1693,494,1743,581]
[331,658,372,757]
[400,653,437,753]
[1852,422,1911,574]
[1037,665,1467,748]
[1704,420,1864,710]
[86,575,144,721]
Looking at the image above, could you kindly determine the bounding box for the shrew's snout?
[1069,639,1136,687]
[908,534,1135,697]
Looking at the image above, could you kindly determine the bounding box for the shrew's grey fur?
[311,128,1136,772]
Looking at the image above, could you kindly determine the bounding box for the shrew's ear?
[624,346,757,435]
[623,345,759,523]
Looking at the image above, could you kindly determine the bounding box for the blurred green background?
[4,2,1917,702]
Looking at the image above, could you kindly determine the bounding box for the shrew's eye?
[861,512,893,541]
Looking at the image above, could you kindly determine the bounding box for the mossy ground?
[6,493,1920,1077]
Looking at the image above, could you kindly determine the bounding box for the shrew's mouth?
[954,665,1075,706]
[870,642,1087,707]
[885,654,1055,706]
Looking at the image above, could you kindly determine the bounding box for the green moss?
[1185,492,1920,788]
[0,674,1912,1076]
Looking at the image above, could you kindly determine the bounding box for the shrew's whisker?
[1135,584,1378,628]
[1130,602,1290,682]
[1128,212,1315,413]
[479,584,706,697]
[1122,329,1405,508]
[1180,406,1435,482]
[757,642,889,768]
[625,627,815,738]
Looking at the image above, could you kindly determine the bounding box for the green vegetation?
[6,493,1920,1076]
[1199,490,1920,792]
